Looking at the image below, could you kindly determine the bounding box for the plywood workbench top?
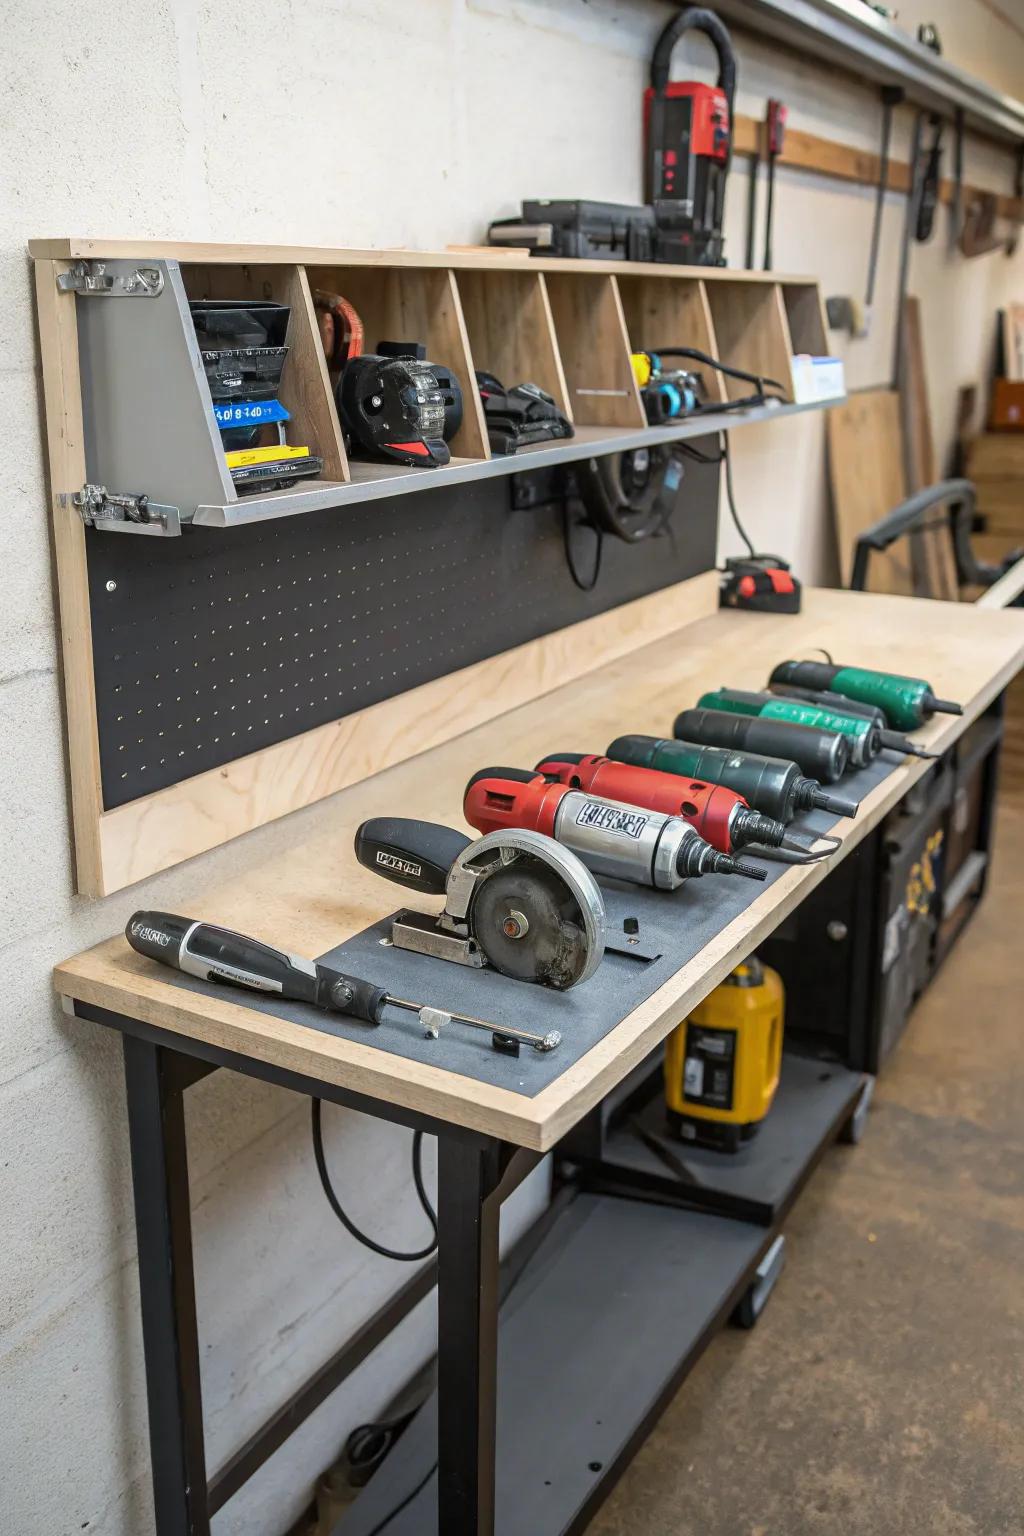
[54,587,1024,1149]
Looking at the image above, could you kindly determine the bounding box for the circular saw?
[354,818,604,990]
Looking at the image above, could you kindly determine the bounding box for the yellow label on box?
[224,443,311,468]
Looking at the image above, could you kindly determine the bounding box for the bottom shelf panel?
[336,1192,770,1536]
[588,1052,867,1226]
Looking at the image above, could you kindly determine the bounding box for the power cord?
[720,434,757,559]
[562,497,604,591]
[311,1100,438,1262]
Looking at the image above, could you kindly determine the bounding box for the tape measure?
[665,957,784,1152]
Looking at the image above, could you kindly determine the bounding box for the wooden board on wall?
[827,389,913,593]
[901,296,959,601]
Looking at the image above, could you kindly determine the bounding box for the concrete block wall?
[2,2,1023,1532]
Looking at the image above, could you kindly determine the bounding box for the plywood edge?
[27,238,817,284]
[54,948,549,1146]
[33,259,106,895]
[95,570,720,893]
[976,554,1024,609]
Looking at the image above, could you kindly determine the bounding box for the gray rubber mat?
[164,753,899,1097]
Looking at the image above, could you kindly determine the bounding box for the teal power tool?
[696,687,882,769]
[673,707,850,783]
[606,734,858,821]
[767,683,937,759]
[768,660,963,733]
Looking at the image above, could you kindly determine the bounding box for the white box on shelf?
[790,354,846,404]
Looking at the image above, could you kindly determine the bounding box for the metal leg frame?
[118,1019,517,1536]
[123,1034,210,1536]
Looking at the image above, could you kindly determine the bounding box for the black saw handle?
[354,817,472,896]
[125,911,387,1023]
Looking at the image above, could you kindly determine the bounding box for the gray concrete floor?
[585,798,1024,1536]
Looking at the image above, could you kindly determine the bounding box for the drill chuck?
[677,840,766,881]
[731,808,787,848]
[799,782,859,818]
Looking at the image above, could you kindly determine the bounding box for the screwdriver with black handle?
[606,734,859,822]
[125,912,561,1053]
[767,683,937,758]
[767,660,962,732]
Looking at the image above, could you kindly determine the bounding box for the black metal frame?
[81,1002,538,1536]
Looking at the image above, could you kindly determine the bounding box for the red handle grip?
[463,768,567,839]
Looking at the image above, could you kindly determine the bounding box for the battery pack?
[665,958,784,1152]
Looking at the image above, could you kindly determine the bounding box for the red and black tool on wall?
[643,6,737,266]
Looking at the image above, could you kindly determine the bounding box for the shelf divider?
[454,267,573,422]
[543,272,646,428]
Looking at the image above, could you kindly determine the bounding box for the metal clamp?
[57,261,164,297]
[68,483,184,537]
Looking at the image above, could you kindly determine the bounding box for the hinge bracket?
[56,261,164,297]
[66,484,184,536]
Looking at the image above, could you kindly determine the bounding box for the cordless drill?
[767,683,937,758]
[605,735,859,822]
[673,707,851,782]
[767,661,963,733]
[464,768,766,889]
[696,687,883,768]
[534,753,788,852]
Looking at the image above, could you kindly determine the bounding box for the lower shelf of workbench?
[577,1051,869,1226]
[335,1192,772,1536]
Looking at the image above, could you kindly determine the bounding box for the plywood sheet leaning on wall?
[901,297,959,602]
[827,389,913,594]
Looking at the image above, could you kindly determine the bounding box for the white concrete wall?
[2,3,1023,1533]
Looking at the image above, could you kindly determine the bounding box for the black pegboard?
[88,454,719,810]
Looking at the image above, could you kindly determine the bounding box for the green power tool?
[768,661,963,733]
[696,687,882,768]
[767,683,937,759]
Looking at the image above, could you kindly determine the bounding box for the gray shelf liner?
[164,752,899,1098]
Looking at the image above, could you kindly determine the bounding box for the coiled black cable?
[311,1099,438,1262]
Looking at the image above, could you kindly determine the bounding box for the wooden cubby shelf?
[31,239,840,533]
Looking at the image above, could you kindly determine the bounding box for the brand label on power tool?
[131,922,172,947]
[376,851,422,879]
[683,1024,735,1110]
[574,802,649,838]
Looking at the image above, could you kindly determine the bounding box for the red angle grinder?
[534,753,788,853]
[464,768,766,889]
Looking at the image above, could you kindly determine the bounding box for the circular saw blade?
[469,848,602,990]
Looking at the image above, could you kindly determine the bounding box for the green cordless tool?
[768,660,962,733]
[606,734,858,822]
[767,683,937,758]
[696,688,882,768]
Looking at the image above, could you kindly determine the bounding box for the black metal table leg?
[123,1035,210,1536]
[436,1132,504,1536]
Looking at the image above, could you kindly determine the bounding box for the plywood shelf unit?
[31,237,836,900]
[31,239,834,531]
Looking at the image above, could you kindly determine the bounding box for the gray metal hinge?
[56,260,164,297]
[67,483,184,537]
